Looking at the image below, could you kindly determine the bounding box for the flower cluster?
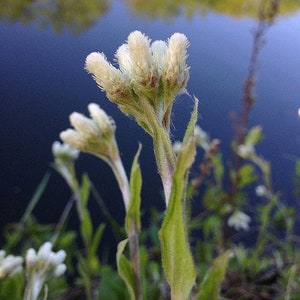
[85,31,190,134]
[255,185,268,197]
[0,250,23,280]
[25,242,66,300]
[52,141,79,164]
[60,103,118,163]
[228,210,251,231]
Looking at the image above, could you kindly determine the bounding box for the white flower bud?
[0,251,23,279]
[60,129,86,151]
[52,250,66,265]
[255,185,268,197]
[26,248,38,267]
[52,141,79,162]
[85,52,124,92]
[228,210,251,231]
[70,112,99,137]
[88,103,115,136]
[237,144,255,159]
[54,264,67,277]
[151,40,167,75]
[127,31,153,83]
[164,33,189,92]
[115,44,133,78]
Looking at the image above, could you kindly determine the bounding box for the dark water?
[0,1,300,242]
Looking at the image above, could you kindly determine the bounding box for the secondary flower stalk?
[24,242,66,300]
[60,103,130,210]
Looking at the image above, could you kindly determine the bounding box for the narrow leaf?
[197,250,233,300]
[159,137,197,299]
[80,173,90,207]
[116,239,135,300]
[90,223,106,257]
[125,144,142,234]
[245,126,262,145]
[182,96,199,145]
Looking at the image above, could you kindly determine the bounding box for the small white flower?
[237,144,255,159]
[255,185,268,197]
[52,141,79,162]
[88,103,115,137]
[194,125,209,151]
[172,141,182,155]
[85,52,125,92]
[24,242,67,300]
[228,210,251,231]
[60,103,118,160]
[0,250,23,280]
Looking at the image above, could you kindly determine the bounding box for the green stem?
[110,155,142,300]
[152,121,176,205]
[138,96,176,206]
[109,156,130,211]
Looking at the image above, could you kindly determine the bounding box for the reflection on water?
[123,0,300,20]
[0,0,110,34]
[0,0,299,33]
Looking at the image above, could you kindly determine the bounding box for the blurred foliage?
[1,0,300,33]
[123,0,300,20]
[0,0,109,34]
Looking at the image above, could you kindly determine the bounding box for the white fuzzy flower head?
[255,185,268,197]
[228,210,251,231]
[60,103,118,161]
[85,52,128,97]
[52,141,79,164]
[85,31,190,133]
[25,242,66,300]
[164,33,189,94]
[0,250,23,280]
[237,144,255,159]
[127,31,154,85]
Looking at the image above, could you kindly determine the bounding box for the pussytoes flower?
[85,31,190,133]
[24,242,66,300]
[0,250,23,280]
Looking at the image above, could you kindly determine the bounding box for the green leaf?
[80,173,91,207]
[238,164,257,188]
[197,250,232,300]
[245,126,262,145]
[182,96,199,146]
[116,239,135,300]
[125,144,142,234]
[211,154,224,185]
[0,273,24,300]
[159,136,197,299]
[98,265,129,300]
[90,223,106,257]
[81,210,93,247]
